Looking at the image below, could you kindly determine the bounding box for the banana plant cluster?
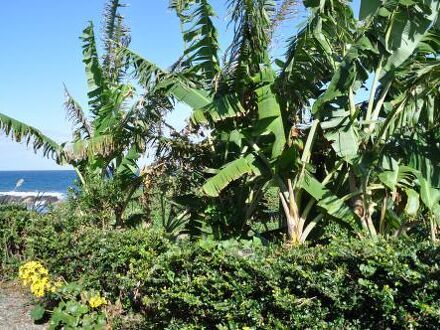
[0,0,169,225]
[312,0,440,240]
[2,0,439,241]
[123,0,440,241]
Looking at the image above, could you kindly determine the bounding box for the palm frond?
[0,112,62,161]
[170,0,221,86]
[81,22,107,115]
[64,85,92,140]
[225,0,275,81]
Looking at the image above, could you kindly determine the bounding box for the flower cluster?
[18,261,62,298]
[88,294,107,308]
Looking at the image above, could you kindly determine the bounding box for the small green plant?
[19,261,108,329]
[47,284,107,330]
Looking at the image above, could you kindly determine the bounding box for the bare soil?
[0,282,46,329]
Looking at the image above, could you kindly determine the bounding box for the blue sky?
[0,0,360,170]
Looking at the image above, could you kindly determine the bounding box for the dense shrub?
[67,175,128,227]
[0,204,35,277]
[19,210,168,308]
[2,207,440,329]
[122,239,440,329]
[0,206,168,308]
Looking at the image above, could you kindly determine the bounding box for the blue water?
[0,170,77,193]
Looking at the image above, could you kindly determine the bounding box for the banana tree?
[122,0,363,240]
[61,0,173,225]
[1,0,169,226]
[310,0,440,239]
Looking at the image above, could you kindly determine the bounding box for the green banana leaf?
[202,154,258,197]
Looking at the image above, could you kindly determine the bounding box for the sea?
[0,170,77,199]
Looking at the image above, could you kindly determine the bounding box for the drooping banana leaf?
[225,0,274,79]
[202,154,259,197]
[191,94,246,125]
[320,110,359,160]
[0,112,62,161]
[377,165,419,191]
[419,176,440,225]
[359,0,381,20]
[299,171,359,229]
[64,85,92,139]
[404,188,420,216]
[313,0,440,117]
[116,144,140,180]
[419,176,440,212]
[122,48,212,110]
[382,0,440,73]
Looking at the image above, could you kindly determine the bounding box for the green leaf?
[419,177,440,211]
[191,94,245,125]
[404,189,420,216]
[311,47,359,115]
[116,145,140,179]
[171,0,220,84]
[30,304,45,322]
[359,0,381,20]
[378,166,418,191]
[202,154,257,197]
[0,112,62,161]
[321,111,359,159]
[300,172,358,228]
[383,0,440,72]
[254,67,286,158]
[64,85,91,139]
[81,22,107,114]
[123,47,212,110]
[168,82,212,110]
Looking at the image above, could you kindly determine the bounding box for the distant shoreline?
[0,192,65,207]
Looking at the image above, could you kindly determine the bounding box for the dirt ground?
[0,281,46,329]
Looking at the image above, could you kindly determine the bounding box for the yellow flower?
[30,281,44,297]
[18,261,55,298]
[88,294,107,308]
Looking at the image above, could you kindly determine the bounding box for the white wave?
[0,191,65,200]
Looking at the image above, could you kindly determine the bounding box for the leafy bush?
[19,209,168,309]
[67,175,136,228]
[0,205,34,277]
[3,206,440,329]
[1,206,168,306]
[120,238,440,329]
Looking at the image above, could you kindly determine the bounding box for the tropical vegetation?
[1,0,440,328]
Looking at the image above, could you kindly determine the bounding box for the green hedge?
[121,239,440,329]
[0,204,31,276]
[2,207,440,329]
